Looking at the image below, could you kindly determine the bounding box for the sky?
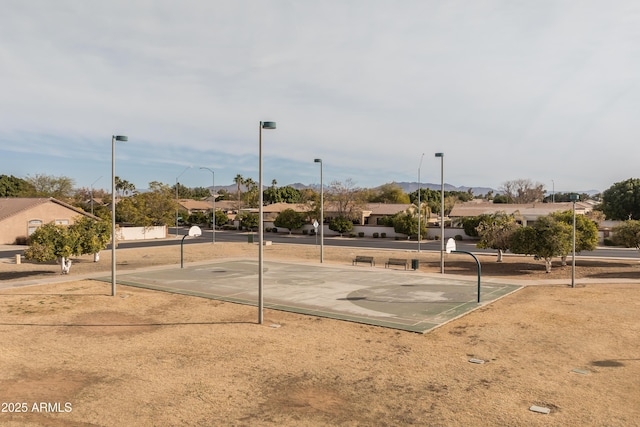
[1,1,639,194]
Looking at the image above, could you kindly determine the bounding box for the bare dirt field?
[0,241,639,426]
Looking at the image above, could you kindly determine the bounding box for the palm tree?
[234,174,244,203]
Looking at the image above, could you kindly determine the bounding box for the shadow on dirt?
[0,270,58,280]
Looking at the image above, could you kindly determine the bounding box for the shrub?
[454,234,463,241]
[434,235,440,240]
[358,232,365,238]
[381,232,386,238]
[265,227,272,232]
[349,232,357,238]
[302,229,308,235]
[272,227,278,233]
[373,232,379,238]
[603,238,616,246]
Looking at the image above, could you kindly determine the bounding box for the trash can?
[411,259,419,270]
[248,234,254,243]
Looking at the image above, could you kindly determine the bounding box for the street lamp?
[175,166,191,237]
[200,167,216,243]
[570,193,579,288]
[435,152,444,273]
[90,176,102,216]
[314,158,324,263]
[417,153,425,252]
[259,121,276,324]
[111,135,127,297]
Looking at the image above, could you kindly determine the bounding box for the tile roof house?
[0,198,99,245]
[448,201,593,227]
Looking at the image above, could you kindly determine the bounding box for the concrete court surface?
[109,259,522,333]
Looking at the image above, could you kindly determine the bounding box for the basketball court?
[106,259,521,333]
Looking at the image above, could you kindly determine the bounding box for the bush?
[603,238,617,246]
[381,232,386,238]
[349,232,357,238]
[358,232,365,238]
[434,235,440,240]
[454,234,463,241]
[272,227,278,233]
[265,227,272,232]
[302,229,308,235]
[373,232,379,238]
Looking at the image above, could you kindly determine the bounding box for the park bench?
[385,258,408,270]
[352,255,375,266]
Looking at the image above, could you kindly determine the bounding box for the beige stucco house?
[448,201,593,227]
[0,198,98,244]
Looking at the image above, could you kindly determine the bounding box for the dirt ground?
[0,241,639,426]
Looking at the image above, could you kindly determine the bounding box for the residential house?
[448,201,593,227]
[0,198,99,245]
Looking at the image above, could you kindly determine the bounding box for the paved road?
[2,228,638,260]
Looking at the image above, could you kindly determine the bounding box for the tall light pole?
[570,193,579,288]
[90,176,102,216]
[111,135,127,297]
[259,121,276,324]
[435,152,445,273]
[200,167,215,243]
[175,166,191,237]
[417,153,425,252]
[314,158,324,263]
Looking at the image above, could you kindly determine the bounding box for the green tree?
[274,208,306,234]
[510,216,572,273]
[612,220,640,251]
[73,216,112,261]
[263,186,302,204]
[329,216,353,237]
[0,174,34,197]
[599,178,640,220]
[550,210,598,264]
[115,176,136,198]
[213,210,229,228]
[392,211,421,239]
[460,215,490,237]
[476,212,520,262]
[369,183,410,204]
[116,181,176,226]
[24,217,111,274]
[238,212,259,230]
[187,211,208,226]
[234,174,245,208]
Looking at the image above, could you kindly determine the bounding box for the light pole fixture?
[200,167,216,243]
[314,158,324,263]
[417,153,424,252]
[570,193,579,288]
[90,175,102,216]
[435,152,445,273]
[259,121,276,324]
[175,166,191,237]
[111,135,127,297]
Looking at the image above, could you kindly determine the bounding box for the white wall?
[117,226,167,240]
